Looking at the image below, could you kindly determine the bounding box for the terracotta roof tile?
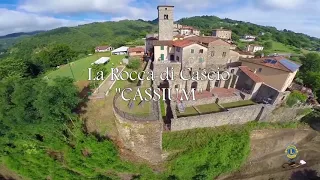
[95,45,111,50]
[239,66,263,83]
[184,36,230,46]
[172,40,196,48]
[240,56,299,72]
[128,47,144,53]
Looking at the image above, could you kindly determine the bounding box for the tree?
[34,77,80,122]
[264,41,273,50]
[126,59,141,70]
[254,51,264,58]
[302,71,320,91]
[301,53,320,72]
[0,58,28,80]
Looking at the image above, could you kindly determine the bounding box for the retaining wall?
[113,94,163,164]
[171,104,271,131]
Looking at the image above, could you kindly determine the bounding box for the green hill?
[7,20,156,60]
[1,16,320,61]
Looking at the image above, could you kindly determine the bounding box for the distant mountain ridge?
[0,31,44,39]
[1,16,320,60]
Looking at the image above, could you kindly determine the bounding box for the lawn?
[237,40,301,55]
[196,103,223,114]
[268,41,299,54]
[221,100,255,109]
[46,52,125,83]
[115,86,152,117]
[176,106,199,117]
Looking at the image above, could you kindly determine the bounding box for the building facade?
[212,29,232,40]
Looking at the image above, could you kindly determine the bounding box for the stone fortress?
[113,5,309,164]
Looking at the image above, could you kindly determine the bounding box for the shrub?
[286,90,308,107]
[126,59,141,70]
[163,127,250,179]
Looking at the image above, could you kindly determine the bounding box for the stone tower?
[157,5,174,41]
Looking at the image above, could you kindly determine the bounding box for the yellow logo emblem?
[285,145,298,159]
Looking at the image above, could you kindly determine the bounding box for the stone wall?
[113,94,163,164]
[171,104,266,131]
[260,105,313,123]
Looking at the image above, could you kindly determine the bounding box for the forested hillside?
[177,16,320,50]
[5,20,155,61]
[1,15,320,62]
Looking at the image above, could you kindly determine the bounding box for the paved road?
[89,66,125,99]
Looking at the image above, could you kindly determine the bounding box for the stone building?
[212,28,232,40]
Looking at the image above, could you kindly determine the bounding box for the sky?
[0,0,320,37]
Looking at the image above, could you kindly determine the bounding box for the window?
[176,47,181,52]
[199,57,204,63]
[191,49,194,53]
[211,51,215,57]
[164,14,168,19]
[161,46,164,50]
[161,54,164,61]
[199,49,204,54]
[165,8,167,10]
[258,68,262,72]
[222,52,227,57]
[176,56,180,61]
[231,69,235,74]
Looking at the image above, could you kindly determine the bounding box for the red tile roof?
[240,56,299,72]
[95,45,111,50]
[128,47,144,53]
[172,40,196,48]
[185,36,230,46]
[239,66,263,83]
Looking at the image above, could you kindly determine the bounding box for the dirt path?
[217,129,320,180]
[90,66,125,99]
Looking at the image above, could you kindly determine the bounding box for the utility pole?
[67,59,76,80]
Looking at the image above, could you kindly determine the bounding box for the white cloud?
[0,8,90,36]
[18,0,146,19]
[158,0,237,11]
[214,5,320,37]
[257,0,306,9]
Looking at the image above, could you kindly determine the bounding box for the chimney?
[254,69,257,74]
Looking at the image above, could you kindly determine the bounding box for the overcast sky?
[0,0,320,37]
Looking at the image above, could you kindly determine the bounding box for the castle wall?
[113,96,163,164]
[171,104,269,131]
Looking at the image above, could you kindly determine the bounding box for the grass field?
[46,52,125,83]
[197,103,223,114]
[176,106,199,117]
[237,40,301,55]
[221,100,255,109]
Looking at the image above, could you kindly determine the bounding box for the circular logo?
[285,144,299,159]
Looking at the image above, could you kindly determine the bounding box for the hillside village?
[106,5,317,165]
[2,3,320,180]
